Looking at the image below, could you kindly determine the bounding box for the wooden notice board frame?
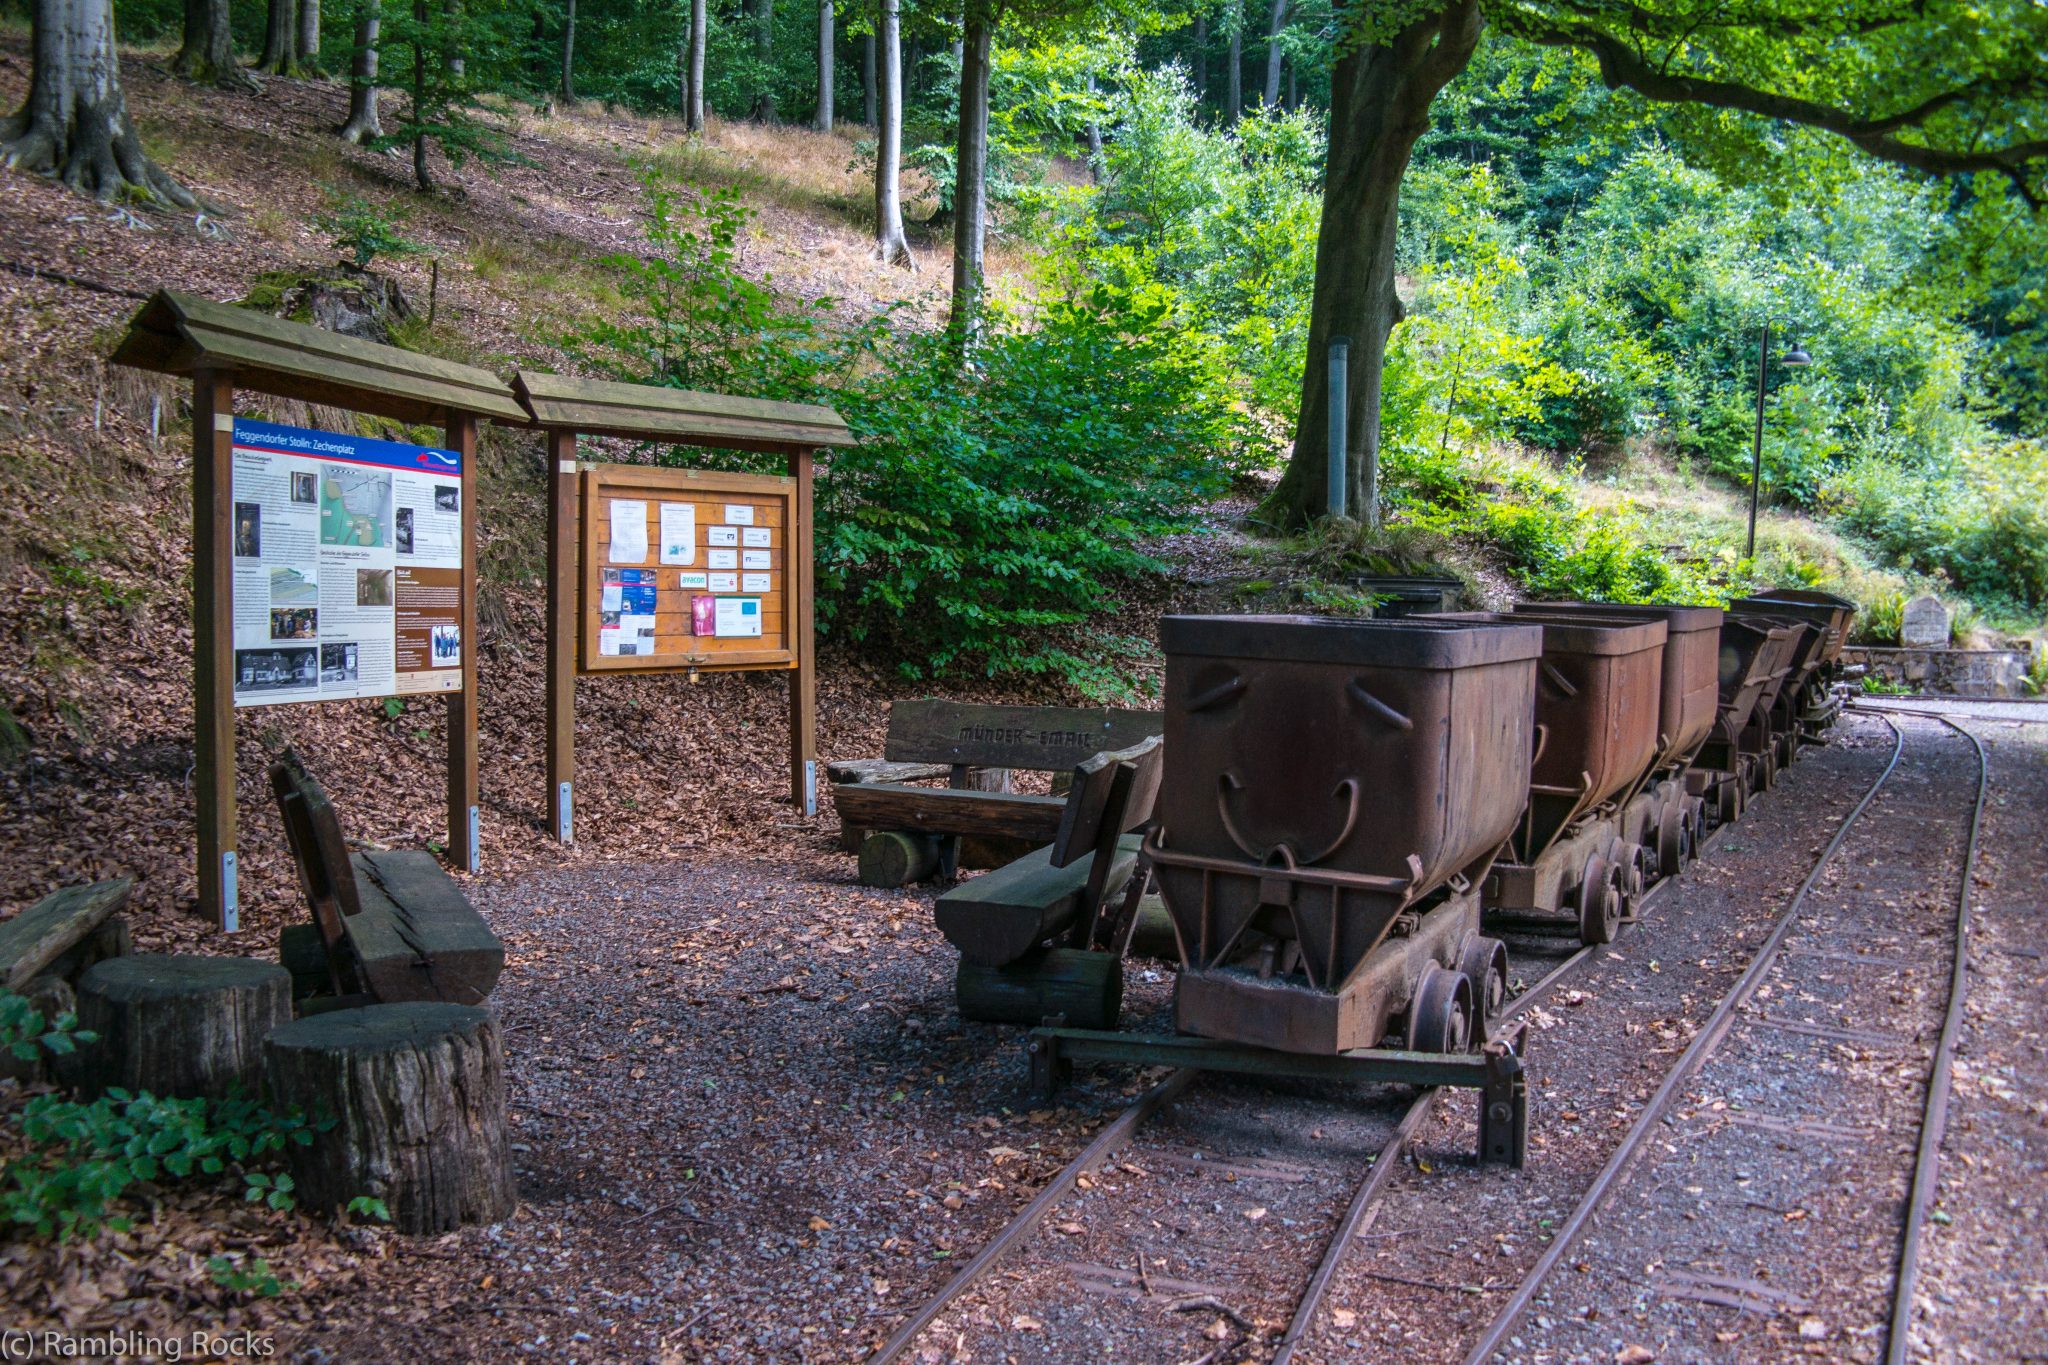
[109,291,525,931]
[577,464,803,674]
[514,369,853,845]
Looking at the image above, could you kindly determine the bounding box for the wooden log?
[347,850,505,1006]
[61,954,291,1100]
[956,949,1122,1029]
[825,759,951,785]
[264,1003,516,1234]
[830,783,1067,843]
[278,922,338,1003]
[934,838,1139,966]
[34,916,131,987]
[0,879,132,992]
[858,831,941,888]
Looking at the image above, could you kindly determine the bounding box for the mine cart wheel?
[1457,935,1510,1024]
[1409,965,1474,1054]
[1604,836,1645,904]
[1656,803,1685,879]
[1759,744,1779,792]
[1682,798,1705,860]
[1577,856,1622,946]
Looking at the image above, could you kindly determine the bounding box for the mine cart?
[1732,616,1823,785]
[1511,603,1724,879]
[1145,615,1541,1057]
[1689,618,1798,824]
[1731,590,1855,732]
[1424,611,1666,946]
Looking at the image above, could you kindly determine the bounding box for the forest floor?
[4,39,2039,1365]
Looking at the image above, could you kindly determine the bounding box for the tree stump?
[956,948,1122,1029]
[858,831,940,887]
[264,1004,516,1234]
[61,954,290,1099]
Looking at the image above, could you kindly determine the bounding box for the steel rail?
[1269,941,1601,1365]
[1461,714,1909,1365]
[865,1068,1195,1364]
[1885,714,1989,1365]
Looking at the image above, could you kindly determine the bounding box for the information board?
[229,417,465,707]
[577,463,800,673]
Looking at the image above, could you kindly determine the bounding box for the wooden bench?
[940,737,1164,1029]
[830,699,1160,886]
[269,750,504,1012]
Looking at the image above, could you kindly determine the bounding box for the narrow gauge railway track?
[867,856,1709,1365]
[1461,713,1988,1365]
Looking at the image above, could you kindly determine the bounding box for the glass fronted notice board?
[577,463,800,674]
[229,418,465,706]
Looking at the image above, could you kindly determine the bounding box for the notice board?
[228,418,465,706]
[578,463,802,674]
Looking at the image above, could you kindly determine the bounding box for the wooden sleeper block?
[935,836,1143,967]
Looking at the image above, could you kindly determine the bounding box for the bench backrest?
[1050,736,1164,870]
[883,700,1161,772]
[268,749,361,954]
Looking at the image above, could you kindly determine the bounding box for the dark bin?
[1732,590,1855,666]
[1710,618,1798,746]
[1428,612,1667,862]
[1149,616,1540,1048]
[1344,574,1465,618]
[1510,603,1724,772]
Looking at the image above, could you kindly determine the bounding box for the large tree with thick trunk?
[173,0,253,88]
[816,0,834,130]
[1263,0,2048,530]
[2,0,195,208]
[338,2,382,143]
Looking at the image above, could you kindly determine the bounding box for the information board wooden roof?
[110,290,527,425]
[512,369,854,454]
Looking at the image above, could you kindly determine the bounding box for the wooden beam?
[0,879,133,991]
[545,430,577,842]
[829,783,1068,843]
[446,413,480,874]
[192,370,239,931]
[790,450,817,814]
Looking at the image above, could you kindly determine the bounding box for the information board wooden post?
[544,430,578,843]
[446,413,481,873]
[789,450,817,816]
[192,370,239,930]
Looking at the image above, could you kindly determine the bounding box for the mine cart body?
[1732,591,1854,668]
[1510,603,1723,774]
[1148,615,1540,1055]
[1688,619,1799,822]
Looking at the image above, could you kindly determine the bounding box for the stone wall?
[1843,646,2031,698]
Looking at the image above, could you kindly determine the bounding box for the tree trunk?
[1084,70,1101,164]
[298,0,320,62]
[1225,0,1241,123]
[1263,1,1482,531]
[411,0,430,189]
[338,5,381,143]
[257,0,300,73]
[686,0,706,130]
[560,0,575,101]
[2,0,196,206]
[172,0,249,87]
[1286,53,1295,108]
[871,0,913,267]
[60,954,291,1100]
[443,0,462,77]
[1190,12,1206,105]
[752,0,776,121]
[815,0,833,130]
[265,1003,517,1234]
[861,30,875,125]
[1261,0,1286,107]
[947,2,991,343]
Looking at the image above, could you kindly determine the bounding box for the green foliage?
[0,992,93,1064]
[372,0,532,189]
[1854,592,1906,645]
[570,168,1251,695]
[313,185,428,269]
[1826,440,2048,612]
[346,1194,394,1223]
[207,1255,289,1297]
[2,1080,320,1242]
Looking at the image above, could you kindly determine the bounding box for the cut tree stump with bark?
[957,948,1123,1029]
[265,1003,516,1234]
[61,954,291,1099]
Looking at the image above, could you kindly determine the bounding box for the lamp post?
[1746,324,1812,559]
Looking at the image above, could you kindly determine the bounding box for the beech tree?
[1260,0,1285,106]
[949,0,995,336]
[685,0,707,131]
[1263,0,2048,529]
[753,0,777,120]
[561,0,577,100]
[872,0,915,265]
[256,0,313,75]
[817,0,834,131]
[173,0,251,88]
[1,0,195,207]
[339,1,383,142]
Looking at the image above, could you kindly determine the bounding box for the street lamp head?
[1781,343,1812,367]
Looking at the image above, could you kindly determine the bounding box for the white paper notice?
[617,614,657,656]
[724,505,756,525]
[741,526,772,548]
[708,525,738,547]
[741,573,771,593]
[714,597,763,637]
[600,584,624,612]
[741,550,771,570]
[610,500,648,563]
[708,549,738,570]
[659,503,696,564]
[709,572,739,593]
